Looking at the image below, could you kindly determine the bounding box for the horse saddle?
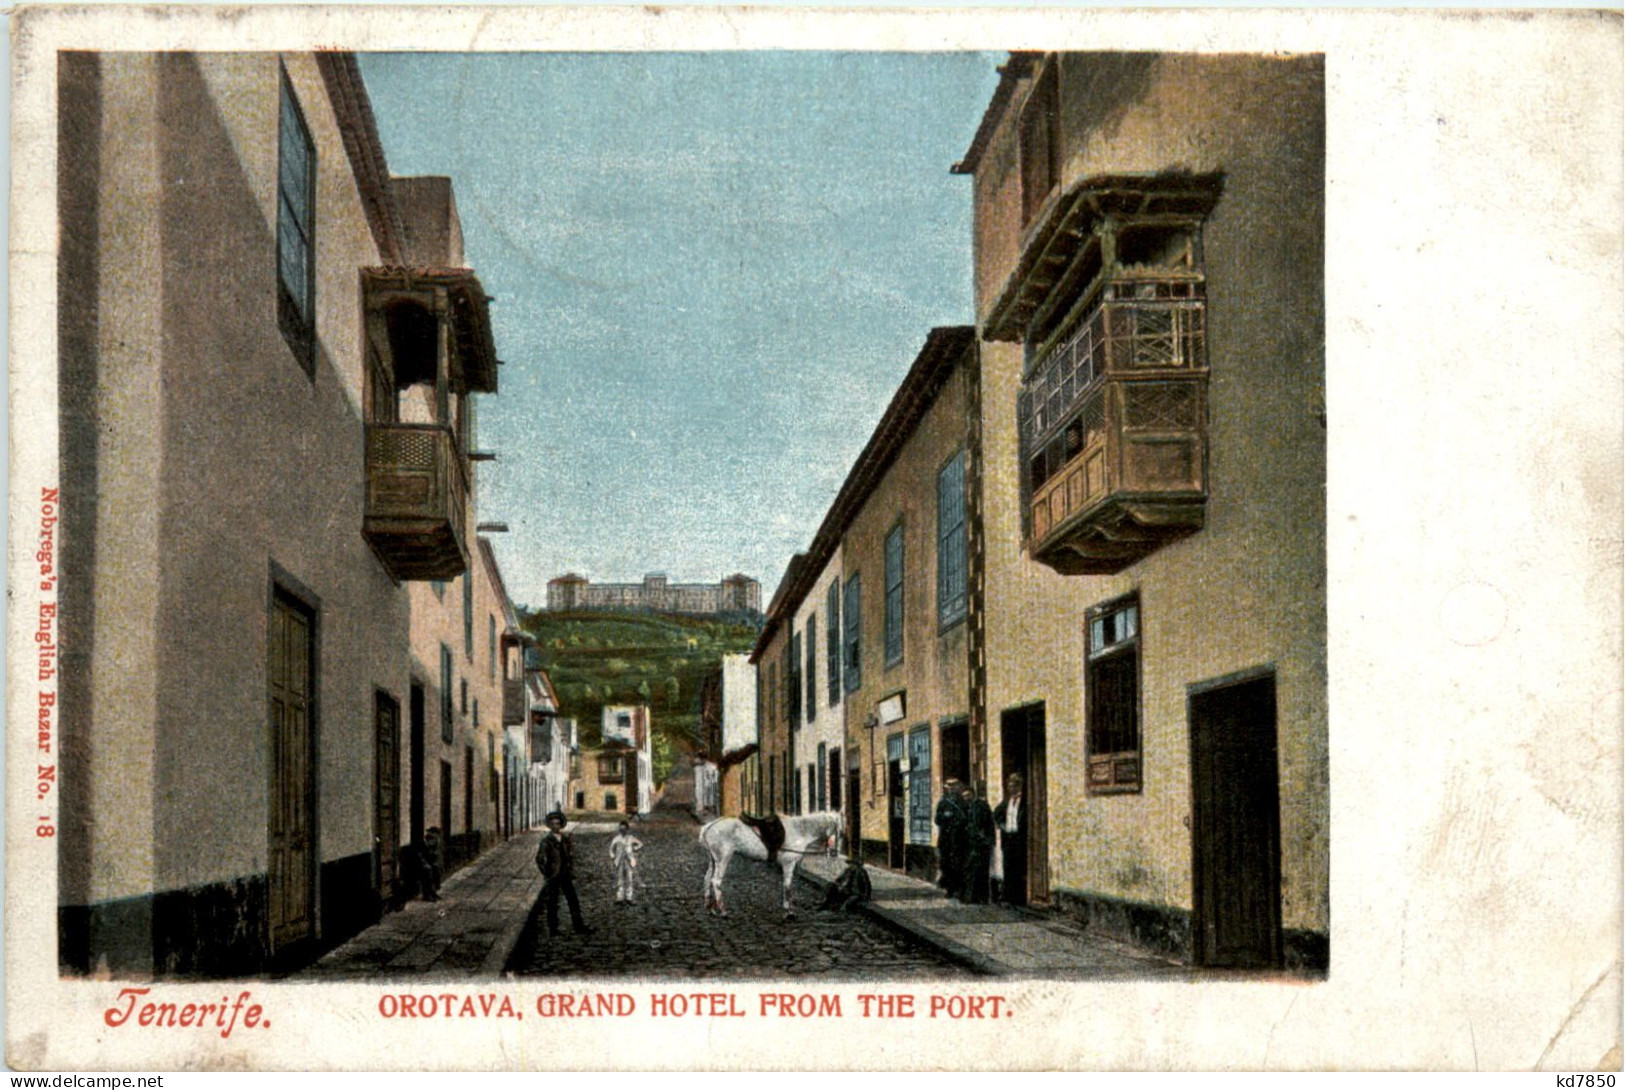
[740,812,786,863]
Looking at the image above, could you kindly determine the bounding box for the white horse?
[699,812,842,916]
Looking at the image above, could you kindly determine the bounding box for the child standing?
[609,821,643,905]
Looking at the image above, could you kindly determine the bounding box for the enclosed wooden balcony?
[362,423,468,580]
[1018,276,1208,574]
[503,677,526,727]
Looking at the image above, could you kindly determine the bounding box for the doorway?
[940,719,970,787]
[268,589,316,951]
[408,682,426,845]
[373,691,401,907]
[886,733,905,869]
[1189,672,1282,968]
[999,702,1049,907]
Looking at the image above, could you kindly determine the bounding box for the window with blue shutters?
[908,726,932,843]
[938,450,968,627]
[805,611,817,724]
[884,523,905,667]
[277,70,316,375]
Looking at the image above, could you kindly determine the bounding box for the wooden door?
[1001,703,1049,907]
[268,591,315,950]
[374,692,401,905]
[1190,674,1282,968]
[1026,708,1050,906]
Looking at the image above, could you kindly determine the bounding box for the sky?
[358,52,1004,609]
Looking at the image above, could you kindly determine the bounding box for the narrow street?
[507,819,972,979]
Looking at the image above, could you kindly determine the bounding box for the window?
[1018,62,1060,226]
[767,663,778,729]
[460,678,468,716]
[597,755,624,783]
[816,743,828,811]
[488,615,497,681]
[908,726,932,843]
[1086,594,1142,793]
[793,766,803,814]
[473,698,479,728]
[768,755,777,812]
[440,645,454,743]
[463,576,474,661]
[787,632,801,732]
[277,70,316,375]
[605,792,617,811]
[825,580,841,706]
[884,523,905,667]
[938,451,968,628]
[829,747,842,811]
[843,574,862,694]
[804,612,817,724]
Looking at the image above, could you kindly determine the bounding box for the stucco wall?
[844,363,972,851]
[973,54,1327,934]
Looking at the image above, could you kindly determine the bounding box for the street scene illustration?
[53,49,1326,982]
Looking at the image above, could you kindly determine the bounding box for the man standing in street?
[536,811,592,937]
[994,773,1026,907]
[934,777,968,901]
[962,780,996,905]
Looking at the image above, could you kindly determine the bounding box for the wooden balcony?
[1019,277,1208,574]
[362,423,469,581]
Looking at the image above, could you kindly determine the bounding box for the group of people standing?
[933,773,1027,906]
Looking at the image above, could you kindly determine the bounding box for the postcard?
[7,5,1621,1072]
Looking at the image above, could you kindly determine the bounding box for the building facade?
[546,572,761,615]
[960,52,1327,968]
[56,52,510,975]
[750,557,803,816]
[838,330,977,878]
[790,548,846,824]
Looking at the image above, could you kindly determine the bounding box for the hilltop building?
[546,572,761,615]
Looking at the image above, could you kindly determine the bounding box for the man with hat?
[535,810,592,937]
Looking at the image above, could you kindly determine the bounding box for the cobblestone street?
[508,821,972,979]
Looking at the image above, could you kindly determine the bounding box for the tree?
[665,676,681,707]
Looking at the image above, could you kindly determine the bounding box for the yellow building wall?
[973,55,1327,935]
[844,362,972,859]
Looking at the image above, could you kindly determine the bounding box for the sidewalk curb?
[481,872,545,977]
[793,866,1008,977]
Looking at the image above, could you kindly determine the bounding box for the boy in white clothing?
[609,821,643,905]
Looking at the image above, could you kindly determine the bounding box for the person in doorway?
[609,820,642,905]
[994,773,1027,907]
[934,777,969,900]
[962,780,996,905]
[412,826,444,902]
[535,811,592,936]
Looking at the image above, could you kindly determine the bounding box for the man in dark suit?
[962,781,996,905]
[535,811,592,937]
[993,773,1027,907]
[934,778,968,900]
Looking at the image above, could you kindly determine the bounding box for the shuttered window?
[825,579,841,706]
[884,524,905,667]
[276,70,316,375]
[842,573,862,694]
[938,450,968,627]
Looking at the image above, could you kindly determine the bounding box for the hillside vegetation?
[519,608,761,785]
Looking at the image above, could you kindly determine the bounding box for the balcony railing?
[1017,276,1208,574]
[362,423,470,581]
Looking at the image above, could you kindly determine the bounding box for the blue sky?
[359,52,1002,608]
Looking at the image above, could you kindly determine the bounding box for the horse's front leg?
[780,860,797,917]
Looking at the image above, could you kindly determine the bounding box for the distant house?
[701,653,759,816]
[579,706,652,817]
